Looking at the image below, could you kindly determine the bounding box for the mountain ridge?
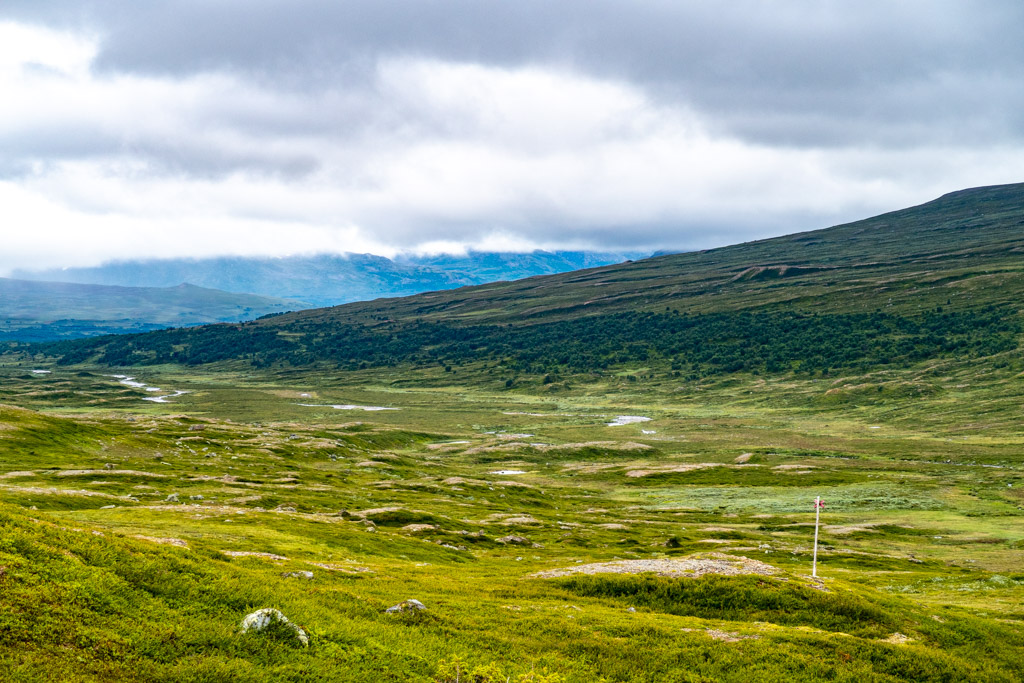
[0,278,304,342]
[13,250,644,308]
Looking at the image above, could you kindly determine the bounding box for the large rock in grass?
[496,535,530,545]
[385,599,426,614]
[239,608,309,646]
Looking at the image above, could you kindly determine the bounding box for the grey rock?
[165,493,179,503]
[496,535,530,545]
[386,599,426,614]
[281,571,314,580]
[239,608,309,646]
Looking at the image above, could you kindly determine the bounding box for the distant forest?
[30,306,1020,378]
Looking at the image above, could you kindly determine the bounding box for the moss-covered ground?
[1,354,1023,681]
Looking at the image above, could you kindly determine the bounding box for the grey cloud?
[2,1,1023,269]
[6,1,1024,149]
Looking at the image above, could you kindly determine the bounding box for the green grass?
[2,355,1024,680]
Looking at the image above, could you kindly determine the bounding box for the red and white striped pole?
[812,497,824,578]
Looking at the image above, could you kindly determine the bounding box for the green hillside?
[308,182,1024,323]
[29,183,1024,376]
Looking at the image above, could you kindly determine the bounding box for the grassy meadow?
[2,349,1023,681]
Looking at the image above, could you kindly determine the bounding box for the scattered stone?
[386,599,426,614]
[100,505,116,510]
[438,542,468,551]
[496,535,531,545]
[188,424,205,431]
[104,463,115,470]
[274,506,297,513]
[401,523,437,533]
[883,632,912,645]
[626,607,636,613]
[734,453,753,463]
[239,608,308,646]
[282,570,314,580]
[165,493,180,503]
[597,523,628,530]
[190,495,204,501]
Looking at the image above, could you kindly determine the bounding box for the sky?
[2,1,1024,274]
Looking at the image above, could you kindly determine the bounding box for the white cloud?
[2,18,1024,275]
[0,21,96,77]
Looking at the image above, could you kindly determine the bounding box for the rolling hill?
[0,279,304,342]
[27,183,1024,375]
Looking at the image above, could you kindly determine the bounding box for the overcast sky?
[2,1,1023,274]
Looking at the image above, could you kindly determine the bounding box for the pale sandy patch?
[55,469,169,478]
[625,463,721,478]
[307,561,373,574]
[0,471,36,479]
[134,535,188,548]
[222,550,288,561]
[533,553,777,579]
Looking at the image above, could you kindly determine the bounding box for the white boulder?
[239,608,309,646]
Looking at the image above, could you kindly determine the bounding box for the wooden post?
[812,496,822,578]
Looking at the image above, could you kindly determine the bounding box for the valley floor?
[1,360,1023,681]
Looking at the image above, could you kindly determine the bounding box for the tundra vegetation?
[2,184,1024,681]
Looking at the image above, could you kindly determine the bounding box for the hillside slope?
[0,279,303,341]
[302,182,1024,325]
[22,183,1024,373]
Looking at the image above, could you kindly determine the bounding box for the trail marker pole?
[812,497,824,578]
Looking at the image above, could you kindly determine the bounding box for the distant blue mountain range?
[15,251,648,308]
